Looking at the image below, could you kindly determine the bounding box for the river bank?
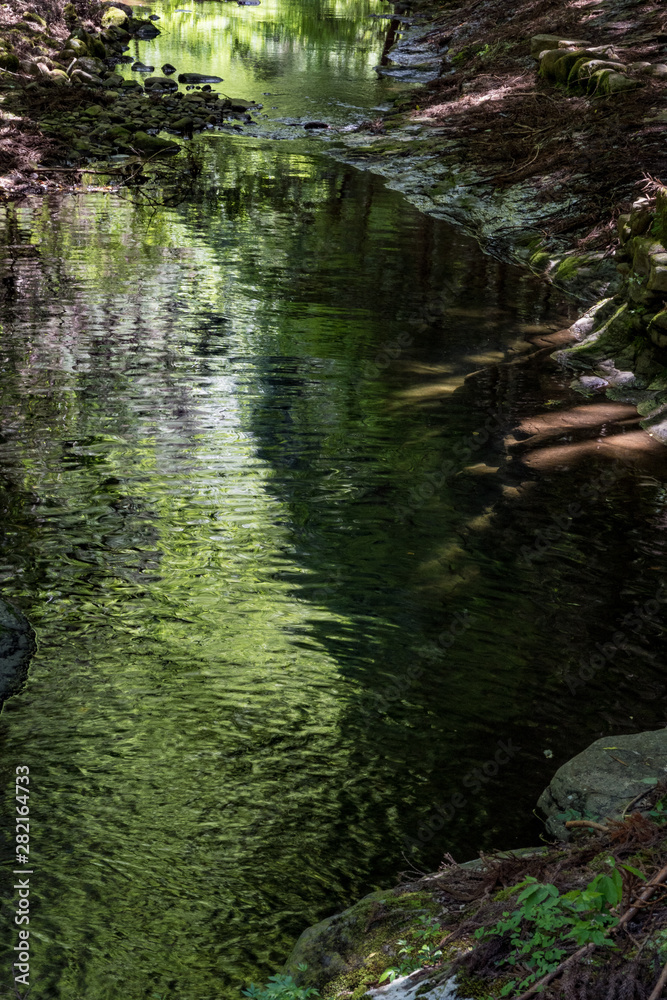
[280,729,667,1000]
[2,0,667,444]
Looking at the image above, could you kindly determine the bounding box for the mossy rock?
[0,52,20,71]
[283,886,441,995]
[555,302,644,369]
[23,10,47,26]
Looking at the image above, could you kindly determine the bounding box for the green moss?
[0,52,19,71]
[554,254,588,281]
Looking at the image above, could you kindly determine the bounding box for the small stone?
[162,63,176,74]
[303,121,328,129]
[103,72,124,88]
[182,92,206,103]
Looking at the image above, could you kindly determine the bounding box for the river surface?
[1,2,667,999]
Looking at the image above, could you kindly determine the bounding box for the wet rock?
[303,121,328,129]
[144,75,178,91]
[226,98,257,111]
[169,115,193,131]
[162,62,176,74]
[131,61,154,72]
[148,13,160,19]
[0,599,35,711]
[177,72,223,84]
[131,19,161,38]
[641,404,667,442]
[102,6,129,29]
[131,130,180,155]
[103,72,124,88]
[539,729,667,840]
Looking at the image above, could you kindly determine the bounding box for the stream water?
[0,2,667,999]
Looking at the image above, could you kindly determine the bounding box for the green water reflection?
[0,142,666,1000]
[119,0,396,125]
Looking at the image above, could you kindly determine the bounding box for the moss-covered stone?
[283,886,441,996]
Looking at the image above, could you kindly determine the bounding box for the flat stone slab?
[538,729,667,839]
[0,599,35,710]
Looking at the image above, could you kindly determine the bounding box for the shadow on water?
[0,140,664,1000]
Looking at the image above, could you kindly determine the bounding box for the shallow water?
[0,4,667,1000]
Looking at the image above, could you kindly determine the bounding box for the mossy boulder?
[555,302,644,368]
[101,6,129,29]
[0,599,36,711]
[283,886,441,995]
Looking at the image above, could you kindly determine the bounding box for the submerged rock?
[0,599,36,711]
[130,130,180,155]
[144,75,178,91]
[177,72,223,84]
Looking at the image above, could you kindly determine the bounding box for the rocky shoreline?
[281,728,667,1000]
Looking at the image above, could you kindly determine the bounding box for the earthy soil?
[368,0,667,254]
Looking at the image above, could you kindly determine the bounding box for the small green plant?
[379,915,443,984]
[474,864,623,996]
[242,965,320,999]
[649,798,667,823]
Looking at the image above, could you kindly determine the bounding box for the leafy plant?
[474,863,623,996]
[379,915,443,984]
[242,965,320,999]
[649,797,667,823]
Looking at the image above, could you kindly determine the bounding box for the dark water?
[0,7,666,1000]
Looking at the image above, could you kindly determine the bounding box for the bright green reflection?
[120,0,394,124]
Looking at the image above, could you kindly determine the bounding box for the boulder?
[61,37,88,56]
[130,19,160,38]
[131,61,154,72]
[0,599,35,711]
[71,55,106,75]
[169,116,193,130]
[162,63,176,74]
[538,729,667,840]
[101,6,129,28]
